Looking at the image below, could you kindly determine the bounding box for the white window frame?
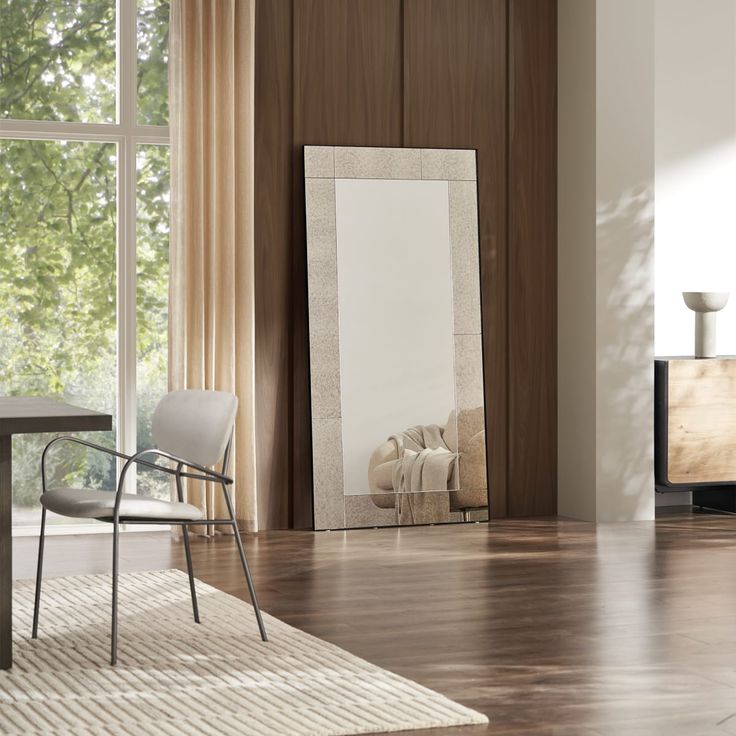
[0,0,169,535]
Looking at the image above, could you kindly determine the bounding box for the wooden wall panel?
[508,0,558,516]
[254,0,558,528]
[293,0,403,146]
[403,0,509,517]
[254,0,293,529]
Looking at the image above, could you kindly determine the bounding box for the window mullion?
[0,120,128,141]
[117,0,138,493]
[118,137,137,492]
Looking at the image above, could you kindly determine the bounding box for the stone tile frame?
[304,146,487,530]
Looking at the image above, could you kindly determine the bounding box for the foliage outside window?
[0,0,170,526]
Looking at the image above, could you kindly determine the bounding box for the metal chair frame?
[31,433,268,665]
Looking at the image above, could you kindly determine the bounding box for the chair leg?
[218,481,267,641]
[231,521,268,642]
[110,519,120,666]
[181,525,200,623]
[31,508,47,639]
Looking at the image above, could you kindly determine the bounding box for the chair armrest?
[125,448,233,485]
[41,436,124,494]
[41,437,232,498]
[111,448,233,522]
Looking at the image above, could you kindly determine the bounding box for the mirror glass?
[305,146,488,529]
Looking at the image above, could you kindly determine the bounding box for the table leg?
[0,435,11,669]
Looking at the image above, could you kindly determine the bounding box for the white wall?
[558,0,655,522]
[654,1,736,507]
[558,0,597,521]
[595,0,656,522]
[560,0,736,518]
[655,0,736,358]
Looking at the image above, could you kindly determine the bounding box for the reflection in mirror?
[305,146,487,529]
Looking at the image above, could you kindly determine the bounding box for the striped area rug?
[2,570,488,735]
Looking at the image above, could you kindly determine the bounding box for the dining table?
[0,397,112,669]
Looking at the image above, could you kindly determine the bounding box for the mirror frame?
[304,145,488,530]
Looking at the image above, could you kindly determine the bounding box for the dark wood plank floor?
[13,509,736,735]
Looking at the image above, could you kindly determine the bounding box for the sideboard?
[655,357,736,512]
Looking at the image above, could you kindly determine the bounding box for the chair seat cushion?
[40,488,203,521]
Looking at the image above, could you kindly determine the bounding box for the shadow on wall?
[595,182,655,522]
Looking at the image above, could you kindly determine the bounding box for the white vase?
[682,292,730,358]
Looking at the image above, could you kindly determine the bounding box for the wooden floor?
[12,509,736,735]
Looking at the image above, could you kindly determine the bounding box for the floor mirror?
[304,145,488,530]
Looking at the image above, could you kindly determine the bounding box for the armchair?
[31,389,267,665]
[368,407,488,520]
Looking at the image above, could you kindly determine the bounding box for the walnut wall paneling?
[253,0,558,529]
[254,0,293,530]
[507,0,558,516]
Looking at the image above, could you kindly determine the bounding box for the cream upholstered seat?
[41,487,202,521]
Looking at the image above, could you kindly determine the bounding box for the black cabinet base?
[692,488,736,514]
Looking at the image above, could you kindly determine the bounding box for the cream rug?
[2,570,488,735]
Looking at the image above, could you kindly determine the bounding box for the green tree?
[0,0,170,516]
[137,0,169,126]
[0,0,116,122]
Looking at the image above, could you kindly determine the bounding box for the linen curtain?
[168,0,258,533]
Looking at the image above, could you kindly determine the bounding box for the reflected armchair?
[368,407,488,520]
[31,389,267,665]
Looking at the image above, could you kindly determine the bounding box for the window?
[0,0,170,531]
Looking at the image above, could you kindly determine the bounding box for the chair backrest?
[152,390,238,468]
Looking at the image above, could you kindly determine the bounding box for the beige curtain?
[168,0,258,533]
